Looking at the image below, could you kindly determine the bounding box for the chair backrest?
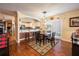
[52,32,55,38]
[35,31,40,38]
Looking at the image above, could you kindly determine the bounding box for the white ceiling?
[0,3,79,19]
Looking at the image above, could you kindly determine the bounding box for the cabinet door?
[72,44,79,56]
[0,35,9,56]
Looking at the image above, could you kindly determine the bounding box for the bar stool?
[28,32,34,42]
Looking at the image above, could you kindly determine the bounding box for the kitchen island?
[19,29,40,40]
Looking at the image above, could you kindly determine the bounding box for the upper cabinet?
[19,17,40,30]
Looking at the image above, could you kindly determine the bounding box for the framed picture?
[69,16,79,27]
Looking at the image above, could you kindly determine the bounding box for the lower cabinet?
[0,47,9,56]
[0,35,9,56]
[72,43,79,56]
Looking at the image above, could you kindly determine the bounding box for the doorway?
[52,19,62,40]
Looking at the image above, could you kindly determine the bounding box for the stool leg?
[50,40,53,47]
[43,39,45,45]
[36,39,38,44]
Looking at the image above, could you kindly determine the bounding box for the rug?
[28,39,59,55]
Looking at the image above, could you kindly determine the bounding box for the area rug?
[28,39,59,55]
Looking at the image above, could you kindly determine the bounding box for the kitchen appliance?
[0,20,9,56]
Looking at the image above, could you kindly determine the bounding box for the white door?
[52,19,62,39]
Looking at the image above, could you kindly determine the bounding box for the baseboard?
[61,39,72,44]
[61,38,72,43]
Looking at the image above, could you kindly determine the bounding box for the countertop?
[20,29,40,33]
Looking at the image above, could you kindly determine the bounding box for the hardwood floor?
[9,40,72,56]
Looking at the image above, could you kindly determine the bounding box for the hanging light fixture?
[40,11,47,34]
[42,11,47,18]
[42,11,47,14]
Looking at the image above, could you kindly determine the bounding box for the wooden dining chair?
[45,32,55,47]
[51,32,55,46]
[35,31,43,46]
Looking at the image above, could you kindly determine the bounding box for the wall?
[51,10,79,42]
